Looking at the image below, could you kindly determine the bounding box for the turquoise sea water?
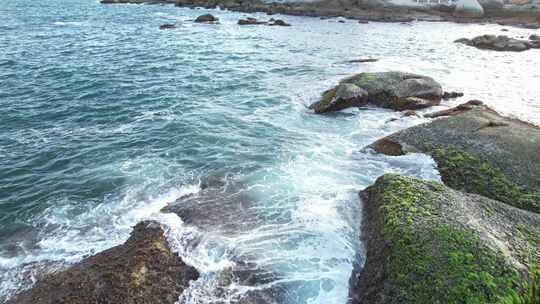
[1,0,539,302]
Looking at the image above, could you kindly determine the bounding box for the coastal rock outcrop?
[453,0,485,17]
[368,102,540,213]
[455,34,540,51]
[350,174,540,304]
[7,221,199,304]
[310,72,443,113]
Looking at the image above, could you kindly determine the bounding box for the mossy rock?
[350,174,540,304]
[310,71,443,113]
[368,103,540,213]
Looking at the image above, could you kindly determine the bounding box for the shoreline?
[102,0,540,29]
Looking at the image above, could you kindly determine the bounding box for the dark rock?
[368,102,540,213]
[7,221,199,304]
[402,110,419,117]
[530,34,540,40]
[348,58,378,63]
[455,34,538,51]
[194,13,219,23]
[159,23,177,29]
[350,174,540,304]
[442,91,464,99]
[358,19,369,24]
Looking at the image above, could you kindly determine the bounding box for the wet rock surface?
[369,102,540,213]
[350,174,540,304]
[310,72,443,113]
[7,221,199,304]
[455,34,540,51]
[162,175,288,304]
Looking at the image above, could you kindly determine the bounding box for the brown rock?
[7,221,199,304]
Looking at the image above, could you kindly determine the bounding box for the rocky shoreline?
[101,0,540,29]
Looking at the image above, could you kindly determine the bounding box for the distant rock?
[195,14,218,23]
[238,17,267,25]
[159,23,177,30]
[310,72,443,113]
[453,0,485,17]
[348,58,378,63]
[455,34,540,51]
[7,221,199,304]
[268,19,291,26]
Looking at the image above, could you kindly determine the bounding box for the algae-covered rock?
[8,221,199,304]
[350,174,540,304]
[310,72,443,113]
[368,102,540,213]
[309,83,368,113]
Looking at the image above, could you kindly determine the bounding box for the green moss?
[377,174,520,303]
[431,148,540,213]
[312,88,336,113]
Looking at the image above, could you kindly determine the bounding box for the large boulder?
[350,174,540,304]
[453,0,485,17]
[368,102,540,213]
[310,72,443,113]
[7,221,199,304]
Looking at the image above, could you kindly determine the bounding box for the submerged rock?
[7,221,199,304]
[159,23,177,30]
[368,102,540,213]
[455,34,540,51]
[310,72,443,113]
[195,14,219,23]
[161,175,288,304]
[350,174,540,304]
[238,17,267,25]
